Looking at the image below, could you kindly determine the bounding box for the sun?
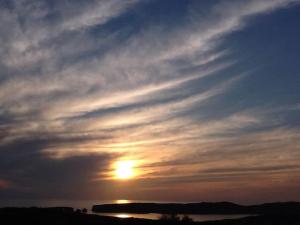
[115,160,136,180]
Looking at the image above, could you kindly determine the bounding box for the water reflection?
[114,200,132,204]
[115,214,131,218]
[98,213,160,220]
[98,213,254,222]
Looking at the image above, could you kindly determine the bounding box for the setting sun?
[115,161,136,180]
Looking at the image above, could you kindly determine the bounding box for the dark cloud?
[202,164,300,174]
[0,137,117,199]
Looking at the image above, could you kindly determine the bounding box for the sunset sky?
[0,0,300,204]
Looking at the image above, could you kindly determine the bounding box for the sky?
[0,0,300,204]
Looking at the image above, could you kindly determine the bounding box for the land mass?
[0,202,300,225]
[92,201,300,215]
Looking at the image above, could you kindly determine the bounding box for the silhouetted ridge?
[0,207,74,213]
[92,202,300,215]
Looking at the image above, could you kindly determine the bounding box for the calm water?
[96,213,253,222]
[0,199,253,222]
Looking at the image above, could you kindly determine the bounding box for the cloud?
[59,0,139,31]
[0,0,299,200]
[0,136,119,199]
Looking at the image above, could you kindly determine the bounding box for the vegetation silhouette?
[159,214,194,223]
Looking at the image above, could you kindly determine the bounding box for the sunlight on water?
[116,214,130,218]
[115,214,131,218]
[114,199,131,204]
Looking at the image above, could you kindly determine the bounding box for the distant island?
[92,201,300,215]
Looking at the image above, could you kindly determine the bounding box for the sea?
[0,199,253,222]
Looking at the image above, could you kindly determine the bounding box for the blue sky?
[0,0,300,203]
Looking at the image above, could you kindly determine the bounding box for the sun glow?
[115,161,136,180]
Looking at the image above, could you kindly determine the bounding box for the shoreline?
[1,207,300,225]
